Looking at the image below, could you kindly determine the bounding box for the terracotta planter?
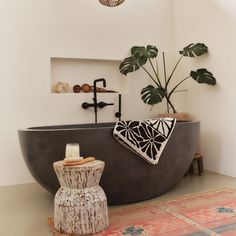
[158,112,192,122]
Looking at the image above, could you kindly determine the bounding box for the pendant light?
[99,0,125,7]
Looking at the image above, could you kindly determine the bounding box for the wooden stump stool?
[187,153,204,176]
[53,160,109,236]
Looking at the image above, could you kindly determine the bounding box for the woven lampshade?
[99,0,125,7]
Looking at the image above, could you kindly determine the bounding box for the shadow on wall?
[200,131,222,173]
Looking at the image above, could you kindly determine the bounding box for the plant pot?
[158,112,192,122]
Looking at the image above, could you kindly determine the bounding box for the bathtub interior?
[27,120,190,131]
[28,122,116,130]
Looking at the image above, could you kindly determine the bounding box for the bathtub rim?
[19,120,199,132]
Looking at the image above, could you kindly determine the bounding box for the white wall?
[0,0,175,185]
[173,0,236,176]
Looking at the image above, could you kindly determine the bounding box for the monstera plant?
[119,43,216,113]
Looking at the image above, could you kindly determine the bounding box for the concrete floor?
[1,171,236,236]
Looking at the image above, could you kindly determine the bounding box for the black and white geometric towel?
[113,118,176,165]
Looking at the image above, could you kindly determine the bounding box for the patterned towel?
[113,118,176,165]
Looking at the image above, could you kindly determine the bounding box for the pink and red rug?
[48,189,236,235]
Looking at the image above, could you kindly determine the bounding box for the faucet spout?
[93,78,106,89]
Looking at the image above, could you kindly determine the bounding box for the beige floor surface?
[1,171,236,236]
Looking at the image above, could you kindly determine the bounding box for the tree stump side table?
[53,160,109,236]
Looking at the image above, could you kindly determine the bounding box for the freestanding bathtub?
[18,121,199,205]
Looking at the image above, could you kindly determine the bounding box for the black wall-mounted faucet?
[82,78,114,124]
[93,78,106,121]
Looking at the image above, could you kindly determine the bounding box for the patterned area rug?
[48,189,236,236]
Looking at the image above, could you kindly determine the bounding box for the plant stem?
[162,52,169,113]
[141,65,160,87]
[163,52,167,86]
[155,58,159,75]
[173,89,188,93]
[148,58,162,87]
[165,55,184,89]
[168,76,191,98]
[165,95,177,113]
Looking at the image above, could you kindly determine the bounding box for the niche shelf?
[51,57,128,94]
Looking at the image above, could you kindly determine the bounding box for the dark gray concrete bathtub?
[18,121,199,205]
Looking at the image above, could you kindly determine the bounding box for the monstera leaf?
[119,45,158,75]
[141,85,165,105]
[190,69,216,85]
[131,45,158,60]
[119,56,144,75]
[180,43,208,57]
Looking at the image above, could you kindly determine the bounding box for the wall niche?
[51,57,128,94]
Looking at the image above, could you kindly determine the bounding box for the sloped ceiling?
[212,0,236,21]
